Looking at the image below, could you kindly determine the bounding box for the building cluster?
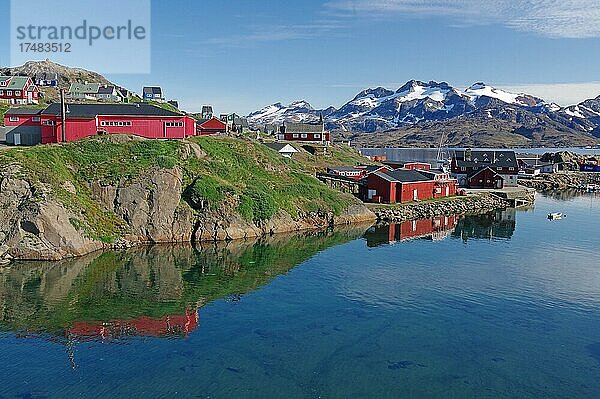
[323,161,458,204]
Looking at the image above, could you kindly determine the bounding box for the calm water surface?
[0,192,599,398]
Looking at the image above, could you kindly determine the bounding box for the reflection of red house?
[197,117,227,135]
[67,309,199,340]
[387,215,458,243]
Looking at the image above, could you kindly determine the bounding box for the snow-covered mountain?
[247,100,334,126]
[247,80,600,143]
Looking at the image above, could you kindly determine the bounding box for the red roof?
[199,117,226,129]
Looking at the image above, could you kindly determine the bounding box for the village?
[0,70,599,211]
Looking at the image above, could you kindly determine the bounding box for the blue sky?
[2,0,600,114]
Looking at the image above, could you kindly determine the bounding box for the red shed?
[366,169,436,203]
[197,117,227,135]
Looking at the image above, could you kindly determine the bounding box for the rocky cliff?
[0,136,375,263]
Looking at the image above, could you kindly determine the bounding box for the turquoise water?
[0,192,599,398]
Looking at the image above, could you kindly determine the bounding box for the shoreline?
[370,193,513,223]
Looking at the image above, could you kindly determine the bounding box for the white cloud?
[326,0,600,38]
[205,21,345,47]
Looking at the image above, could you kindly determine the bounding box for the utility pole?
[60,89,66,142]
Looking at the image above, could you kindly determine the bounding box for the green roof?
[68,82,101,94]
[0,76,31,90]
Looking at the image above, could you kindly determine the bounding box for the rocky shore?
[372,194,510,223]
[0,164,375,263]
[518,172,600,190]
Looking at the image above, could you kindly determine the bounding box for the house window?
[509,167,515,171]
[314,134,321,139]
[461,167,466,171]
[0,90,4,95]
[292,134,299,138]
[7,91,12,96]
[44,120,55,126]
[32,117,40,122]
[9,116,19,122]
[301,134,308,138]
[15,91,21,96]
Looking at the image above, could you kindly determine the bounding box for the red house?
[197,117,227,135]
[35,103,196,144]
[417,169,459,198]
[0,76,39,104]
[278,122,330,144]
[366,169,437,203]
[468,167,504,189]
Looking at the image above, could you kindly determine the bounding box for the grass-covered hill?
[0,135,372,249]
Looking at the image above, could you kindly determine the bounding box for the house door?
[413,189,418,201]
[14,133,21,146]
[496,179,502,189]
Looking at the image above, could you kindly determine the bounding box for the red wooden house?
[278,122,330,144]
[35,103,196,144]
[366,169,436,203]
[197,117,227,135]
[0,76,39,105]
[467,167,504,189]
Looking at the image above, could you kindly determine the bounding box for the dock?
[465,186,535,208]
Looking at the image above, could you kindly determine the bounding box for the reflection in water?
[365,208,519,247]
[452,208,517,241]
[0,226,370,347]
[365,215,459,247]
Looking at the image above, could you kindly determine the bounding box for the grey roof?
[284,122,324,133]
[358,165,387,173]
[376,169,431,183]
[41,103,183,118]
[453,150,518,168]
[143,86,162,95]
[5,107,43,115]
[328,166,361,172]
[97,85,116,95]
[264,142,297,152]
[35,72,58,80]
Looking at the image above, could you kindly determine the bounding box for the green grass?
[0,135,363,241]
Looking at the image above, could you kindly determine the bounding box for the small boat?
[547,212,566,220]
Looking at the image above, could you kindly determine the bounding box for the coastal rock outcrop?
[0,165,375,262]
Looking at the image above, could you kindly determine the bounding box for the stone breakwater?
[373,194,510,223]
[518,172,600,191]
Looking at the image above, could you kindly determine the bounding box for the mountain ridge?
[247,80,600,147]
